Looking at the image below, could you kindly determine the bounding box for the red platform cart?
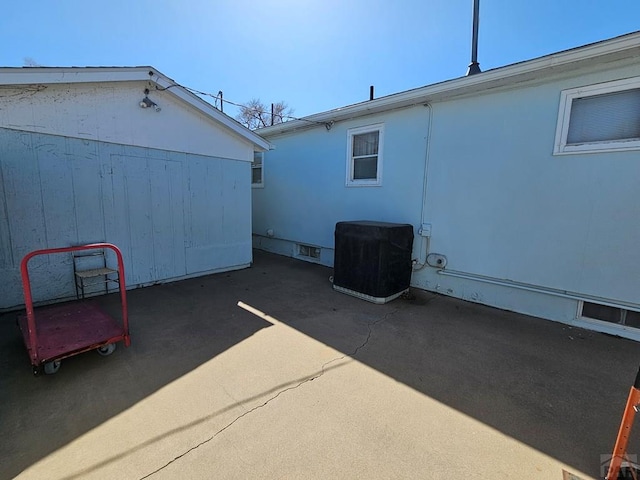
[18,243,131,375]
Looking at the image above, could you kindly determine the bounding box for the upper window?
[252,151,263,187]
[554,77,640,155]
[346,124,384,186]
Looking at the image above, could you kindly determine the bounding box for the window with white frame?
[252,151,263,187]
[554,77,640,154]
[346,124,384,186]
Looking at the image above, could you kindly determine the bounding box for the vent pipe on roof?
[466,0,481,76]
[370,85,374,100]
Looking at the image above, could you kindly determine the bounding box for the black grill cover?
[334,221,414,298]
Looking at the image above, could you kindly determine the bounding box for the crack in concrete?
[139,309,396,479]
[323,308,397,371]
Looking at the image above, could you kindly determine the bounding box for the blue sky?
[2,1,639,119]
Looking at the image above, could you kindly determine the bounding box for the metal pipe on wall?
[412,103,434,271]
[438,268,640,310]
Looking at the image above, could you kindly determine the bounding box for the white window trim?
[554,76,640,155]
[252,152,264,188]
[346,123,384,187]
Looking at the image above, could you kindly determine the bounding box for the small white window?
[346,124,384,186]
[252,151,263,187]
[554,77,640,155]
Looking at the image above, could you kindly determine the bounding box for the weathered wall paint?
[253,59,640,337]
[0,82,255,162]
[0,128,252,309]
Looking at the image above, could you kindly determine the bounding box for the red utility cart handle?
[20,243,129,365]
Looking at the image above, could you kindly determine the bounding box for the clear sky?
[2,1,639,119]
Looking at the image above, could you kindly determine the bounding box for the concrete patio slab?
[1,250,638,479]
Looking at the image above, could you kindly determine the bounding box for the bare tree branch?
[236,99,294,130]
[23,57,41,67]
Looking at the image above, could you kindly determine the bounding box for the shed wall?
[0,128,251,309]
[0,82,254,161]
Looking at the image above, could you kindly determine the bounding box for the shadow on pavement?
[0,271,271,479]
[2,249,639,479]
[237,251,640,479]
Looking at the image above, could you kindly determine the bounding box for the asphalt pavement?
[2,250,639,479]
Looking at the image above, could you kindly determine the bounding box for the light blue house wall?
[253,52,640,340]
[253,105,429,265]
[413,62,640,331]
[0,128,252,309]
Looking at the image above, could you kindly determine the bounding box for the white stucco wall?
[0,81,255,162]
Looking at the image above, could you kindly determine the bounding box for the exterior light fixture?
[139,88,161,112]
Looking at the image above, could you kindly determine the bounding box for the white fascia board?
[257,31,640,137]
[0,66,271,151]
[0,66,155,84]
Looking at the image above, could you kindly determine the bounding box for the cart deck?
[18,302,125,363]
[19,243,130,375]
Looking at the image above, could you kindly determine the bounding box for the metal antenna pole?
[466,0,481,76]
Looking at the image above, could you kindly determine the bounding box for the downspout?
[413,103,433,271]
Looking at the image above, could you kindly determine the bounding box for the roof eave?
[257,31,640,137]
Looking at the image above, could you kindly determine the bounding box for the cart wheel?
[97,343,116,356]
[44,360,61,375]
[33,365,42,376]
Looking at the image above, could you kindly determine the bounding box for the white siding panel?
[0,158,13,269]
[39,137,76,248]
[122,156,155,285]
[150,159,186,280]
[183,155,251,275]
[3,133,48,261]
[71,151,105,245]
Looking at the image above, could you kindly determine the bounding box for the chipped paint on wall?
[0,82,253,161]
